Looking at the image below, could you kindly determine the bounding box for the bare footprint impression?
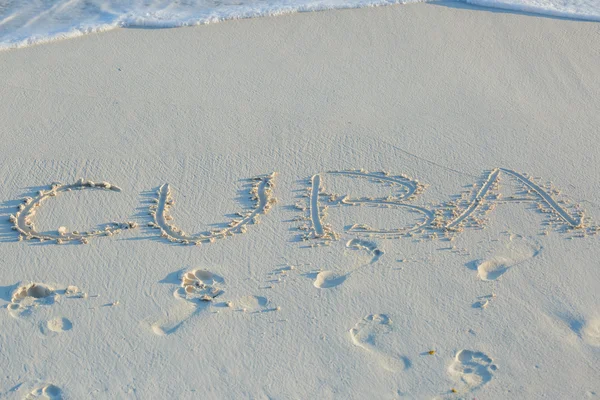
[448,349,497,393]
[6,283,84,336]
[24,383,63,400]
[7,283,56,318]
[470,234,541,282]
[311,238,384,289]
[40,317,73,337]
[150,268,272,336]
[346,238,384,263]
[349,314,410,372]
[313,271,347,289]
[150,269,225,336]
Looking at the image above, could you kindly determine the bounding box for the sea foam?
[0,0,598,51]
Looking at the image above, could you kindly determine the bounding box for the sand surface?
[0,3,599,399]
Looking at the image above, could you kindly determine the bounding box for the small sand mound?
[582,318,600,347]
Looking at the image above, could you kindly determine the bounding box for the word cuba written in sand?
[7,168,597,246]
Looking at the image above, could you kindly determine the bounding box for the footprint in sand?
[473,235,541,281]
[349,314,409,372]
[313,271,347,289]
[448,350,497,391]
[311,239,382,289]
[477,258,511,281]
[236,295,269,312]
[582,318,600,347]
[175,269,225,302]
[6,283,87,320]
[40,317,73,337]
[346,238,384,263]
[151,269,225,336]
[25,384,62,400]
[150,268,275,335]
[7,283,56,318]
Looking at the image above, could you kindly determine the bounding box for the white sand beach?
[0,2,599,399]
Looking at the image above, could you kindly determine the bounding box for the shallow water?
[0,0,598,51]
